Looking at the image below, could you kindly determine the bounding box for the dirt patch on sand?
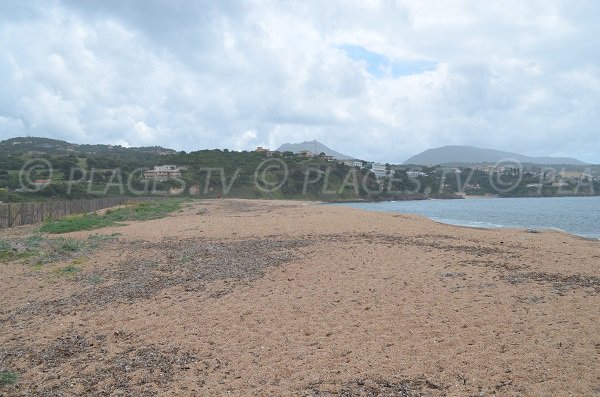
[2,331,198,396]
[306,377,445,396]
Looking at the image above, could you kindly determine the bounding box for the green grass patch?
[87,273,104,284]
[33,237,86,266]
[26,234,44,248]
[1,232,114,267]
[71,256,87,265]
[0,238,40,262]
[0,370,18,386]
[55,264,80,275]
[0,239,11,260]
[40,199,185,234]
[39,213,117,234]
[103,199,184,222]
[58,238,83,252]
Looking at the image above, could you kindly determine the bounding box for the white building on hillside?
[370,162,387,178]
[143,165,182,180]
[342,159,364,168]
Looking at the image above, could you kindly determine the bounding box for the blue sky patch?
[338,44,437,78]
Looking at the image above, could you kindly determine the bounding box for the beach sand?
[1,199,599,396]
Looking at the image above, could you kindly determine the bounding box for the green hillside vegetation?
[1,137,598,203]
[0,137,403,202]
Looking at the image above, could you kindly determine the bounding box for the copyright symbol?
[19,158,53,192]
[254,158,288,193]
[489,158,523,194]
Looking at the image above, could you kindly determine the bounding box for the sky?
[1,0,599,163]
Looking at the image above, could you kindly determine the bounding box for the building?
[28,151,46,157]
[475,165,496,174]
[255,147,277,157]
[341,159,364,168]
[143,165,182,180]
[407,171,428,177]
[32,179,52,187]
[560,170,593,180]
[298,150,315,158]
[370,162,387,178]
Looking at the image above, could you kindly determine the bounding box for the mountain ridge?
[275,140,354,160]
[404,145,586,166]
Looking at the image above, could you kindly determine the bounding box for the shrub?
[0,370,18,386]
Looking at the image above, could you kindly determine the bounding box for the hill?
[404,145,586,166]
[0,137,388,203]
[276,140,354,160]
[0,137,176,156]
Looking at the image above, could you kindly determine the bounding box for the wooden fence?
[0,196,160,229]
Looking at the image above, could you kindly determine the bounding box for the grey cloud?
[0,0,598,162]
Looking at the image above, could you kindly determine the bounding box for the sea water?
[335,196,600,239]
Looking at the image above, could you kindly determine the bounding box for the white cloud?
[0,0,599,162]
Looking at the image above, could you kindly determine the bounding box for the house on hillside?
[143,165,182,180]
[368,162,387,178]
[298,150,315,158]
[341,159,364,168]
[407,171,428,177]
[33,179,52,187]
[255,146,277,157]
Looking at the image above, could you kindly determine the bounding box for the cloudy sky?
[1,1,599,163]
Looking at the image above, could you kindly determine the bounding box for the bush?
[58,238,82,252]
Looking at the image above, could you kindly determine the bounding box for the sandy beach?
[1,199,599,396]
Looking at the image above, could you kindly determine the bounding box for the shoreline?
[328,197,600,241]
[2,195,598,241]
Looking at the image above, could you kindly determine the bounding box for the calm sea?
[334,196,600,240]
